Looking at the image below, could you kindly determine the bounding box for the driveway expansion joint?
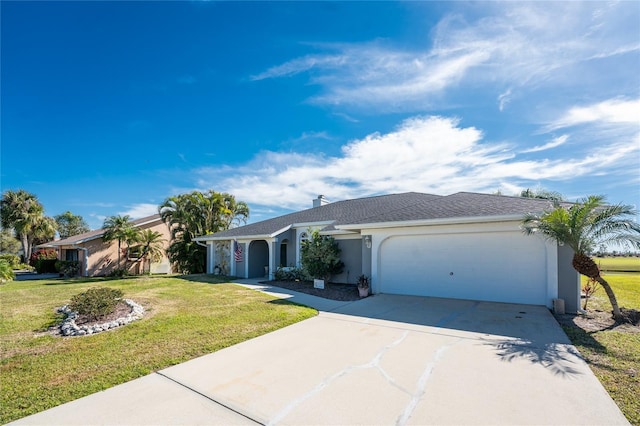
[155,371,264,425]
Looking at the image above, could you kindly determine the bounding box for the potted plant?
[357,274,369,298]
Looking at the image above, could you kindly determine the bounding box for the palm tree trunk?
[572,252,623,322]
[117,240,121,269]
[20,233,29,263]
[594,276,623,322]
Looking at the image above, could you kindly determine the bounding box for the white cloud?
[119,203,159,219]
[290,131,333,144]
[193,115,639,211]
[498,88,512,112]
[521,135,569,153]
[251,3,639,112]
[546,99,640,131]
[250,54,347,81]
[332,112,360,123]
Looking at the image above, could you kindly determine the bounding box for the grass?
[593,256,640,272]
[564,272,640,425]
[0,275,317,423]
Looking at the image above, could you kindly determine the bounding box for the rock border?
[57,299,144,337]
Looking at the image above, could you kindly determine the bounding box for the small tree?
[582,277,600,310]
[522,195,640,321]
[135,230,165,275]
[300,229,344,282]
[102,215,135,269]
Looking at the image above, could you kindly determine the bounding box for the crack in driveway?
[267,330,411,426]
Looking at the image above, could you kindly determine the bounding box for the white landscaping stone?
[57,299,144,337]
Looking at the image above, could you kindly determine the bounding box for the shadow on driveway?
[329,294,584,377]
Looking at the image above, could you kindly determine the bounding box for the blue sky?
[2,1,639,230]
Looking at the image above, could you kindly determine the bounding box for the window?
[65,250,78,261]
[128,246,143,260]
[280,240,288,266]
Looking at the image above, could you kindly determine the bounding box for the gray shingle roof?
[349,192,560,224]
[201,192,559,239]
[203,192,443,239]
[41,214,162,246]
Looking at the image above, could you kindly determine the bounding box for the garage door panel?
[379,232,547,305]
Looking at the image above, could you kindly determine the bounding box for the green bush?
[30,249,58,273]
[106,268,129,278]
[0,254,20,269]
[274,266,308,281]
[16,263,34,271]
[0,260,15,282]
[68,287,124,321]
[55,260,81,278]
[34,259,58,274]
[300,229,344,282]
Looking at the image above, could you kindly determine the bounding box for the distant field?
[592,256,640,272]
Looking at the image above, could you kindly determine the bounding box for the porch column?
[268,239,276,280]
[230,241,236,277]
[207,242,216,274]
[78,247,89,277]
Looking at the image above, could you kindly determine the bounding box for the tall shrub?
[300,230,344,282]
[0,260,15,282]
[30,249,58,273]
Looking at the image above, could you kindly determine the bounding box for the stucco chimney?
[313,195,329,208]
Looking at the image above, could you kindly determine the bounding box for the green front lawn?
[0,275,316,423]
[564,273,640,425]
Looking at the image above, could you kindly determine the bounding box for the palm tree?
[31,216,57,247]
[136,229,165,274]
[220,194,249,229]
[1,190,55,262]
[102,215,135,269]
[159,190,249,274]
[520,187,564,202]
[522,195,640,321]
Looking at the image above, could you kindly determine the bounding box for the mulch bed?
[263,280,361,301]
[555,308,640,334]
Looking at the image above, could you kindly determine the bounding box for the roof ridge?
[315,191,441,207]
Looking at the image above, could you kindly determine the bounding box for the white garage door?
[379,232,548,305]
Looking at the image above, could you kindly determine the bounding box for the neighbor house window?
[65,250,78,261]
[128,246,143,260]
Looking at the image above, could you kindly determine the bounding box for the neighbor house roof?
[39,214,163,247]
[195,192,561,241]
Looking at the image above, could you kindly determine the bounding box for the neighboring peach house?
[39,214,172,277]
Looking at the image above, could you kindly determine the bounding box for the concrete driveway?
[12,285,628,425]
